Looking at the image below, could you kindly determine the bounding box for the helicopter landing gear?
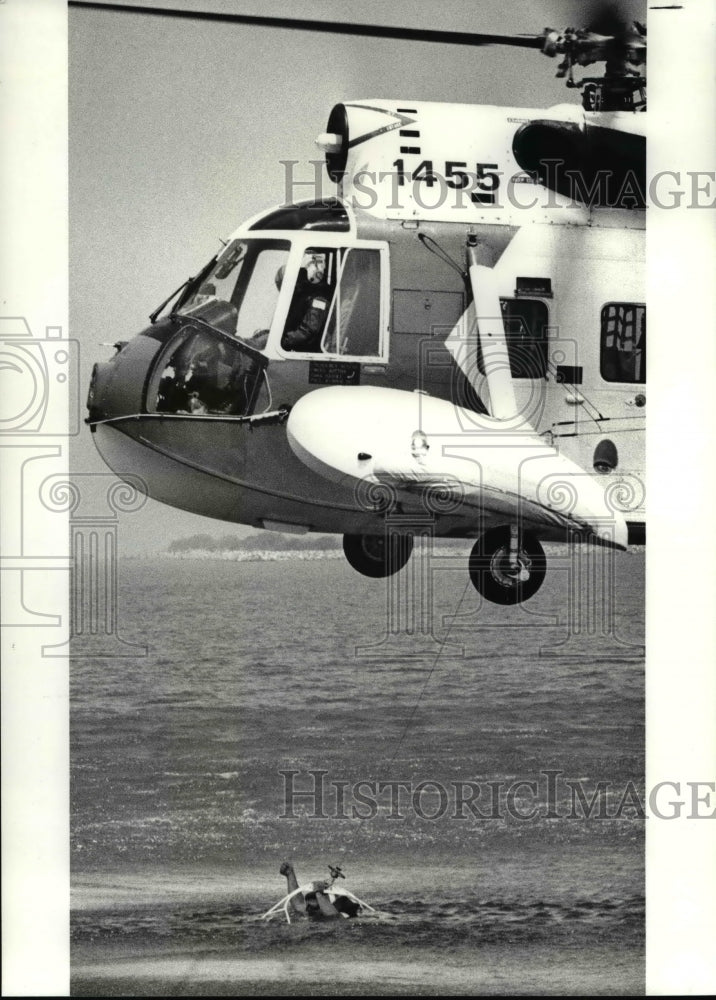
[468,525,546,605]
[342,533,414,578]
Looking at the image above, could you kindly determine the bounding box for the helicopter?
[81,0,647,605]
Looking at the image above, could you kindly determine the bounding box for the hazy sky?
[69,0,650,552]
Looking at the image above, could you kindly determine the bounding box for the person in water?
[279,862,361,920]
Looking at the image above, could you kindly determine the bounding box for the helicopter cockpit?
[174,233,385,361]
[143,226,387,418]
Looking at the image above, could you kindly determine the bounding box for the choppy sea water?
[71,548,645,995]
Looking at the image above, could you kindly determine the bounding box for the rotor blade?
[68,1,546,49]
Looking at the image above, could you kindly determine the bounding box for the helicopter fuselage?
[88,99,645,599]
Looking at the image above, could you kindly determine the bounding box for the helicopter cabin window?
[475,299,548,379]
[177,238,290,349]
[281,246,382,358]
[149,327,266,417]
[600,303,646,383]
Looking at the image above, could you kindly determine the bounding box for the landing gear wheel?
[342,533,414,578]
[468,527,546,605]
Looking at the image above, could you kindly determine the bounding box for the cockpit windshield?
[177,238,290,348]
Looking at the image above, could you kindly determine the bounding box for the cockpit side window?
[281,245,382,359]
[600,303,646,383]
[281,249,335,353]
[322,249,381,357]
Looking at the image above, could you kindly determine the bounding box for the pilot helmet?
[304,253,326,284]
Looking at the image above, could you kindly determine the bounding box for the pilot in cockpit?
[281,252,332,352]
[281,294,330,352]
[245,252,333,353]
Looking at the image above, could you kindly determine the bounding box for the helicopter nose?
[87,314,271,433]
[86,329,166,428]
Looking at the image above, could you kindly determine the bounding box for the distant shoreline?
[160,548,345,562]
[122,544,645,561]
